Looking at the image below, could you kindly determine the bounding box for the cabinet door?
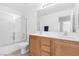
[29,36,35,56]
[50,39,55,56]
[29,35,41,56]
[35,36,41,56]
[55,40,79,56]
[40,37,50,56]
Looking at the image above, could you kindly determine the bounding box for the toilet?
[19,42,29,54]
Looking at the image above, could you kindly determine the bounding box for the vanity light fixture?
[40,3,56,9]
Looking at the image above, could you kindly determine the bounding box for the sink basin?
[66,35,79,39]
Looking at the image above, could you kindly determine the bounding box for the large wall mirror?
[59,16,73,32]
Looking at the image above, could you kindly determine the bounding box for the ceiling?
[0,3,41,15]
[0,3,77,17]
[38,3,76,17]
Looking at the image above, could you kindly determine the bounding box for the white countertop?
[30,32,79,42]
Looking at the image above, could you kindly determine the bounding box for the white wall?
[0,11,14,46]
[26,10,38,41]
[23,4,40,41]
[0,6,24,46]
[38,9,73,32]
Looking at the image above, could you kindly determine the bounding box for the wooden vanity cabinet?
[29,35,41,56]
[29,35,79,56]
[54,39,79,56]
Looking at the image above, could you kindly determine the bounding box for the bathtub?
[0,42,28,56]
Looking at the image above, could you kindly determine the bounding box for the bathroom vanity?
[29,32,79,56]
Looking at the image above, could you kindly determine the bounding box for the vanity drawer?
[41,51,50,56]
[41,45,50,52]
[29,52,35,56]
[41,38,50,46]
